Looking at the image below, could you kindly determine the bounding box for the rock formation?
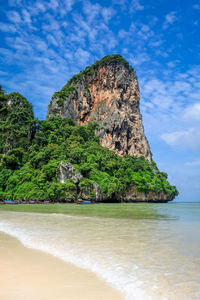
[123,187,175,203]
[0,83,178,203]
[57,162,102,202]
[48,55,151,161]
[79,181,102,202]
[57,162,82,184]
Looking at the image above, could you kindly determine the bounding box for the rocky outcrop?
[57,162,82,184]
[123,186,175,203]
[57,163,173,202]
[79,181,102,202]
[51,57,177,203]
[57,162,174,203]
[48,55,151,161]
[57,162,102,202]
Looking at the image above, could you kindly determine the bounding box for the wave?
[0,212,152,300]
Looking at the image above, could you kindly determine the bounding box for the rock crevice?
[48,55,151,161]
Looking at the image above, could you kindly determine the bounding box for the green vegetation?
[68,54,132,84]
[0,203,170,220]
[0,86,34,153]
[49,54,132,108]
[0,85,178,202]
[52,84,77,107]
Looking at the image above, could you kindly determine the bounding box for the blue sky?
[0,0,200,202]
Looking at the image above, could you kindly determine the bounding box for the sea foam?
[0,212,152,300]
[1,207,200,300]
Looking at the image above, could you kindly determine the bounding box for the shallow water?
[0,202,200,300]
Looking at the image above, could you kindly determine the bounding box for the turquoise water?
[0,202,200,299]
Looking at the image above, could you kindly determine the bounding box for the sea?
[0,202,200,300]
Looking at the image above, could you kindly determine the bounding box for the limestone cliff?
[48,55,151,161]
[0,84,178,203]
[123,187,175,203]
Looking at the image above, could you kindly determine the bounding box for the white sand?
[0,232,123,300]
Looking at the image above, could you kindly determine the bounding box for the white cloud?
[163,11,177,29]
[183,103,200,122]
[118,22,136,39]
[22,9,32,24]
[161,128,200,151]
[7,10,22,23]
[82,1,101,23]
[137,24,154,40]
[139,65,200,153]
[118,29,129,39]
[129,52,150,66]
[167,60,180,68]
[49,0,59,10]
[141,66,200,113]
[107,36,118,49]
[34,1,47,14]
[35,39,48,52]
[8,0,22,6]
[6,36,33,52]
[112,0,127,11]
[0,22,16,32]
[130,0,144,12]
[74,48,90,66]
[47,34,58,46]
[118,21,158,49]
[102,7,116,23]
[64,0,76,12]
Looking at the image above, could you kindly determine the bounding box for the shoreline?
[0,231,123,300]
[0,202,171,219]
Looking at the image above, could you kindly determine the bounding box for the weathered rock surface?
[57,162,102,202]
[123,186,174,203]
[57,162,82,184]
[57,162,172,202]
[48,55,151,161]
[79,182,102,202]
[51,57,177,203]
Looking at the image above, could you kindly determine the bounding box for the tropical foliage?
[0,85,178,201]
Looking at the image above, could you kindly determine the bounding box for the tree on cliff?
[0,87,178,202]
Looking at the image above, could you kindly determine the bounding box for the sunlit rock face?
[57,162,82,184]
[48,55,151,161]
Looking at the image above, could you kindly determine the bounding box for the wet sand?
[0,232,123,300]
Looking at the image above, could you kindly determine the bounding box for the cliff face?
[48,55,151,161]
[123,186,175,203]
[0,84,178,203]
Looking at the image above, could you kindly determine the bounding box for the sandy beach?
[0,232,123,300]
